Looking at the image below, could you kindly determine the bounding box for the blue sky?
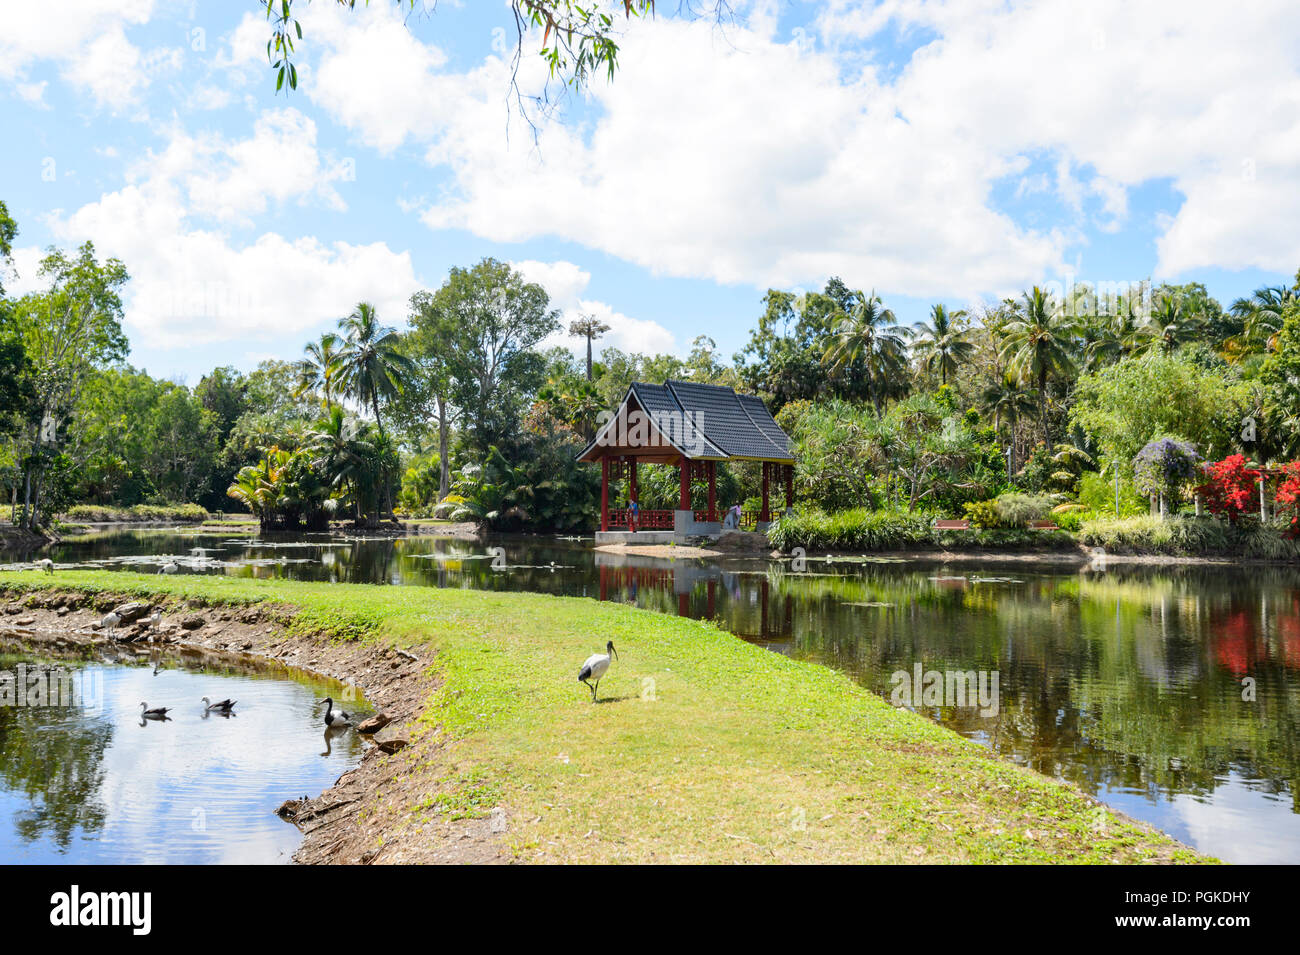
[3,0,1298,384]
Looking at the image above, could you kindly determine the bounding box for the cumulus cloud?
[0,0,178,110]
[43,109,418,349]
[297,0,1300,297]
[513,259,678,357]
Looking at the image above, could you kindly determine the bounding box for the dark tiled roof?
[630,382,727,458]
[665,381,792,461]
[578,381,795,463]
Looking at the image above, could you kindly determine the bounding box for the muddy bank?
[0,525,55,550]
[0,588,509,864]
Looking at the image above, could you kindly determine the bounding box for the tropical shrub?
[1197,454,1261,522]
[962,500,1003,529]
[767,507,1073,552]
[1132,438,1201,509]
[992,492,1055,527]
[1076,470,1147,518]
[1273,462,1300,535]
[64,503,210,523]
[1076,514,1299,558]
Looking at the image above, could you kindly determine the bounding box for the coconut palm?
[822,289,909,414]
[306,405,373,522]
[912,303,972,385]
[335,302,416,436]
[998,286,1078,441]
[980,371,1038,438]
[1136,292,1205,354]
[1080,297,1146,372]
[294,332,344,410]
[1230,283,1299,354]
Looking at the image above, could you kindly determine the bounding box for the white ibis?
[202,696,237,713]
[139,702,170,719]
[145,610,163,630]
[578,641,618,702]
[99,611,121,630]
[35,558,54,574]
[318,697,350,728]
[159,561,180,575]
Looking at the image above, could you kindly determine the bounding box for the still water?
[11,527,1300,863]
[0,644,368,864]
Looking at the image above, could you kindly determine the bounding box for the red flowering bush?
[1197,454,1260,522]
[1273,462,1300,535]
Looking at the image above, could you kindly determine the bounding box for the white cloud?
[301,0,1300,297]
[0,0,175,111]
[513,259,678,357]
[44,111,418,350]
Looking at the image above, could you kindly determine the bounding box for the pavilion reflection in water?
[594,551,794,648]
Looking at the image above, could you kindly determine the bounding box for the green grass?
[62,503,211,523]
[0,570,1205,864]
[769,507,1075,554]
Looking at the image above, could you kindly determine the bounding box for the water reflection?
[0,649,368,863]
[12,529,1300,862]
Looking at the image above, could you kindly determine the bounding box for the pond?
[0,640,368,864]
[9,527,1300,863]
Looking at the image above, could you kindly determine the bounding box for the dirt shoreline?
[0,589,509,864]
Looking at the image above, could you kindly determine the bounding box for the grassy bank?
[62,503,212,524]
[0,570,1203,864]
[1079,515,1300,560]
[768,507,1076,554]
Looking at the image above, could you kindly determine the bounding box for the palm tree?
[998,286,1078,442]
[306,405,373,522]
[1136,292,1205,354]
[568,314,611,381]
[981,371,1038,438]
[912,303,972,385]
[1080,297,1146,372]
[823,289,909,414]
[1230,283,1299,354]
[294,332,344,410]
[335,302,416,436]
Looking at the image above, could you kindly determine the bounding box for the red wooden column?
[679,455,691,510]
[760,461,770,522]
[706,460,716,521]
[628,456,638,531]
[600,456,609,532]
[785,463,794,510]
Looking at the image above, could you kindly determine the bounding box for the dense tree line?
[4,188,1300,535]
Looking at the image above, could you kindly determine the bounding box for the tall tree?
[294,332,345,411]
[1230,281,1300,355]
[429,258,559,454]
[335,303,414,436]
[998,286,1078,443]
[568,314,611,381]
[405,290,468,498]
[11,243,129,529]
[912,303,972,385]
[822,289,909,414]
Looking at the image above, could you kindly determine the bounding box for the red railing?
[608,508,675,530]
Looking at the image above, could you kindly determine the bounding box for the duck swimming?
[139,702,171,719]
[318,697,350,728]
[202,696,236,713]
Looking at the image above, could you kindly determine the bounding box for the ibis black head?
[607,640,618,659]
